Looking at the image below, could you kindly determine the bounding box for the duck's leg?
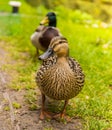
[39,93,45,120]
[36,48,39,57]
[60,100,69,118]
[33,48,39,60]
[53,100,69,119]
[39,93,53,120]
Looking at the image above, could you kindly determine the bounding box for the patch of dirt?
[0,41,84,130]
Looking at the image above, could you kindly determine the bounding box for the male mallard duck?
[31,12,61,56]
[36,36,85,120]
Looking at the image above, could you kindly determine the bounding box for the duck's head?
[39,36,69,60]
[40,12,57,27]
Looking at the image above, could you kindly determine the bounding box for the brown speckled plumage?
[36,36,85,119]
[36,56,84,100]
[36,36,84,100]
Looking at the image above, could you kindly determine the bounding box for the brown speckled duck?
[31,12,62,56]
[36,36,85,120]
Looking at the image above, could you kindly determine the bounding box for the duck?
[36,36,85,120]
[31,12,62,57]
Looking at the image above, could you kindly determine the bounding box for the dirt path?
[0,41,84,130]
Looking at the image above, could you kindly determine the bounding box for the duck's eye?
[59,41,63,44]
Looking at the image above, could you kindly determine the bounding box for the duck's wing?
[36,55,57,82]
[39,27,61,49]
[30,25,47,50]
[68,57,85,87]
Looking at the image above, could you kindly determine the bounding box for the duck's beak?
[38,48,53,60]
[40,16,49,25]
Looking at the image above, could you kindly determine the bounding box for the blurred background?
[25,0,112,22]
[1,0,112,22]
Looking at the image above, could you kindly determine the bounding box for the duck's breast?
[39,27,60,49]
[38,65,82,100]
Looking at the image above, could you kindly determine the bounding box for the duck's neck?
[49,21,56,27]
[57,57,68,65]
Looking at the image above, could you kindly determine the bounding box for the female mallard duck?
[36,36,85,120]
[31,12,61,56]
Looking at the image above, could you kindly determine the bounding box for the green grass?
[0,2,112,130]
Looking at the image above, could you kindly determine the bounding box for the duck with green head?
[36,36,85,120]
[31,12,62,57]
